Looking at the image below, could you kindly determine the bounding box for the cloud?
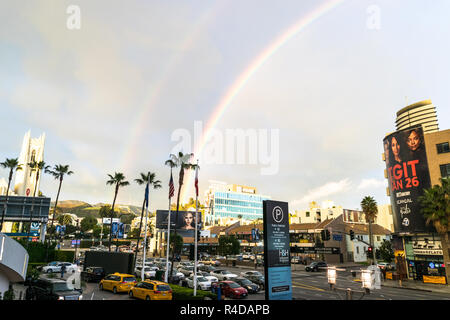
[290,178,352,209]
[357,178,387,190]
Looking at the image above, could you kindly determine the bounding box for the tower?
[14,131,46,196]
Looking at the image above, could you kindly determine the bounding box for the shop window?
[436,142,450,154]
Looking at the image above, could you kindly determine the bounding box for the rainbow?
[181,0,345,203]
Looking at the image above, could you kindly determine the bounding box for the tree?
[99,205,115,219]
[26,160,49,247]
[133,172,161,267]
[0,158,22,231]
[106,172,130,251]
[80,216,98,232]
[378,239,395,263]
[218,235,240,256]
[120,214,134,225]
[164,152,198,278]
[361,196,378,264]
[419,177,450,284]
[58,214,73,226]
[45,164,74,232]
[169,232,184,254]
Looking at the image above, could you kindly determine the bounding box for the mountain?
[54,200,141,219]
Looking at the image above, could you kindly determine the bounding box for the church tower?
[14,131,46,196]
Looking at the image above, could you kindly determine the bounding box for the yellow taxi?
[128,280,172,300]
[99,273,137,294]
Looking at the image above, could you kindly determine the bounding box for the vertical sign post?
[263,200,292,300]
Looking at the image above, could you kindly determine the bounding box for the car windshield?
[52,283,71,292]
[197,277,208,282]
[122,277,136,283]
[228,282,240,289]
[157,285,171,291]
[250,272,262,276]
[222,271,231,275]
[239,279,252,285]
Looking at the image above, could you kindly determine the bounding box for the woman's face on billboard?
[406,130,420,151]
[391,137,400,157]
[184,213,194,225]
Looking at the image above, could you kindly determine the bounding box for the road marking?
[91,292,94,300]
[292,282,326,292]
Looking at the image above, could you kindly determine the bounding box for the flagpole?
[141,174,150,281]
[164,171,172,283]
[193,160,199,296]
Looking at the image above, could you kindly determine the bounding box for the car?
[200,258,221,267]
[377,262,396,271]
[241,271,265,290]
[178,266,197,277]
[42,262,78,274]
[189,271,218,283]
[291,256,303,264]
[211,269,238,281]
[99,273,137,294]
[233,277,260,294]
[80,267,106,282]
[305,261,328,272]
[128,280,172,300]
[199,265,217,273]
[216,281,248,299]
[177,261,194,269]
[135,266,159,279]
[26,278,83,300]
[185,276,212,291]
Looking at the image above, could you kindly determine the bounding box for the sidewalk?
[381,278,450,294]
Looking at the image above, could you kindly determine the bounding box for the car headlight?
[58,296,65,300]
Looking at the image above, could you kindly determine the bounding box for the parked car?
[185,276,212,291]
[26,278,83,300]
[305,261,328,272]
[128,280,172,300]
[42,262,78,274]
[99,273,137,294]
[377,262,396,271]
[291,256,304,264]
[211,269,238,281]
[80,267,105,282]
[241,271,265,290]
[217,281,248,299]
[189,271,218,283]
[233,277,260,294]
[179,266,196,277]
[135,266,159,279]
[199,265,217,273]
[200,258,221,267]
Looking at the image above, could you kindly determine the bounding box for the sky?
[1,0,449,213]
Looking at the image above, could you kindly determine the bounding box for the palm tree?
[106,172,130,251]
[133,172,161,267]
[27,161,49,247]
[45,165,74,232]
[361,196,378,264]
[419,177,450,284]
[164,152,198,279]
[0,158,22,231]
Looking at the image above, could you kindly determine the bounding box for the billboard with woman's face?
[383,125,432,233]
[156,210,203,238]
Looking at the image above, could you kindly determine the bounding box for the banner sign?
[293,247,341,254]
[156,210,203,238]
[263,200,292,300]
[383,125,432,233]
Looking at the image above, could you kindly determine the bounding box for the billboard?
[383,125,432,233]
[156,210,203,238]
[263,200,292,300]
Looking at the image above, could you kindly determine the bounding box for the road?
[58,263,450,300]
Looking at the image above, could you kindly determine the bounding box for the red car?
[219,281,248,299]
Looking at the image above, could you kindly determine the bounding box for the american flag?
[194,165,199,197]
[169,172,175,199]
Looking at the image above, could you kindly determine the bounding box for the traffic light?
[321,230,326,241]
[349,230,355,241]
[321,230,331,241]
[367,246,373,259]
[325,230,331,241]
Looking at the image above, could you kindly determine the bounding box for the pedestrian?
[60,264,66,278]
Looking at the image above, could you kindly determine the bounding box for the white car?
[135,266,159,279]
[189,271,218,283]
[186,276,212,291]
[211,269,238,281]
[42,262,78,274]
[240,270,263,278]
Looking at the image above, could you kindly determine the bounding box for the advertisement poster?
[383,125,432,233]
[263,200,292,300]
[156,210,203,238]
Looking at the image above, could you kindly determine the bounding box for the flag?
[144,182,149,209]
[169,172,175,199]
[194,165,199,197]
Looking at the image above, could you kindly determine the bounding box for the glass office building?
[204,181,271,224]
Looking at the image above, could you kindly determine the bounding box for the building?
[383,99,449,283]
[0,234,28,298]
[291,201,343,224]
[395,99,439,134]
[14,131,46,197]
[203,180,271,226]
